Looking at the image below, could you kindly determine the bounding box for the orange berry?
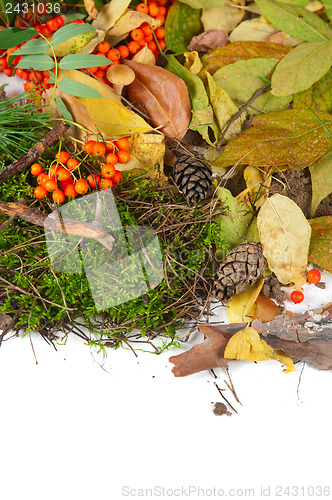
[107,48,121,61]
[131,28,144,41]
[127,41,140,55]
[155,14,165,24]
[155,27,165,39]
[148,3,160,17]
[41,175,51,187]
[31,163,43,176]
[115,137,130,151]
[60,178,74,190]
[92,142,106,157]
[101,163,116,178]
[159,39,166,51]
[56,167,71,182]
[105,141,116,153]
[87,174,101,189]
[74,179,89,195]
[37,173,49,185]
[148,41,157,52]
[141,22,152,37]
[95,70,107,82]
[136,3,149,14]
[49,164,59,178]
[105,152,119,164]
[24,80,35,91]
[67,158,79,170]
[290,291,304,303]
[307,268,321,284]
[84,140,97,154]
[97,41,111,53]
[101,178,114,190]
[118,45,129,58]
[159,6,167,16]
[117,150,131,164]
[55,150,70,164]
[44,178,58,192]
[64,184,77,198]
[52,189,66,204]
[112,170,123,184]
[87,66,98,74]
[34,185,47,199]
[144,34,153,42]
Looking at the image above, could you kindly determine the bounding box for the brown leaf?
[125,59,191,140]
[169,323,245,377]
[187,30,228,52]
[84,0,98,19]
[253,305,332,369]
[252,295,282,322]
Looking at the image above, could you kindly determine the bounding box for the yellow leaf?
[84,0,98,19]
[57,69,152,137]
[206,72,245,142]
[201,1,244,33]
[184,51,203,75]
[127,133,166,180]
[236,165,271,209]
[106,11,161,45]
[92,0,132,31]
[229,16,302,46]
[224,326,295,372]
[257,194,311,289]
[81,29,105,54]
[226,278,264,323]
[132,46,155,65]
[45,30,96,57]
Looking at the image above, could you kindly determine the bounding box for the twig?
[0,214,16,233]
[214,381,238,414]
[224,367,242,405]
[216,83,271,151]
[0,121,70,184]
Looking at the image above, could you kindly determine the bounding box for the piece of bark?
[169,323,245,377]
[0,121,70,184]
[0,199,115,251]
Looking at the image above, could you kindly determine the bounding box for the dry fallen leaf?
[84,0,98,19]
[224,326,295,372]
[252,295,282,322]
[257,194,311,289]
[92,0,131,31]
[201,0,245,32]
[229,16,302,46]
[226,278,264,323]
[127,133,166,179]
[236,165,271,209]
[132,45,155,65]
[125,60,191,140]
[187,30,228,52]
[106,11,161,45]
[183,51,203,75]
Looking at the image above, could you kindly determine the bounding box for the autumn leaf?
[201,1,244,33]
[164,1,202,54]
[106,10,161,46]
[226,278,264,323]
[92,0,131,31]
[252,295,282,322]
[125,59,191,140]
[271,40,332,96]
[166,55,218,145]
[200,40,291,78]
[229,17,302,46]
[57,69,152,137]
[309,149,332,216]
[236,165,271,209]
[84,0,98,19]
[308,216,332,273]
[293,69,332,113]
[212,109,332,170]
[257,194,311,289]
[187,30,228,52]
[127,133,166,180]
[224,326,295,372]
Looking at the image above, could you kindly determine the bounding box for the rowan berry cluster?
[289,268,322,303]
[31,138,129,204]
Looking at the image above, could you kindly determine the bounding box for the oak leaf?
[125,60,191,140]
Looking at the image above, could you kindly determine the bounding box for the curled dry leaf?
[84,0,98,20]
[125,59,191,140]
[92,0,131,31]
[257,194,311,289]
[183,51,203,75]
[187,30,228,52]
[236,165,271,209]
[226,278,264,324]
[106,11,161,45]
[127,133,166,180]
[252,295,282,322]
[132,45,155,65]
[45,30,96,57]
[224,326,295,372]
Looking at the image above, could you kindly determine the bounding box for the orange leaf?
[125,59,191,140]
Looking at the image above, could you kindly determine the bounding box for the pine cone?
[173,154,212,206]
[213,241,266,303]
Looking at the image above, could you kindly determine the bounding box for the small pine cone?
[213,241,266,303]
[173,154,212,206]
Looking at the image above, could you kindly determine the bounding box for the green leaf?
[0,28,37,49]
[54,96,74,128]
[58,78,102,98]
[59,53,110,70]
[271,40,332,96]
[309,149,332,215]
[16,54,55,71]
[164,1,202,54]
[322,0,332,19]
[213,58,292,113]
[214,186,253,251]
[166,55,218,145]
[12,38,50,55]
[254,0,332,41]
[308,216,332,272]
[293,69,332,113]
[52,23,95,46]
[213,109,332,170]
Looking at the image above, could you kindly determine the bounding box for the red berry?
[307,268,321,284]
[290,291,304,304]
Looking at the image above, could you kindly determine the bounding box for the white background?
[1,74,332,500]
